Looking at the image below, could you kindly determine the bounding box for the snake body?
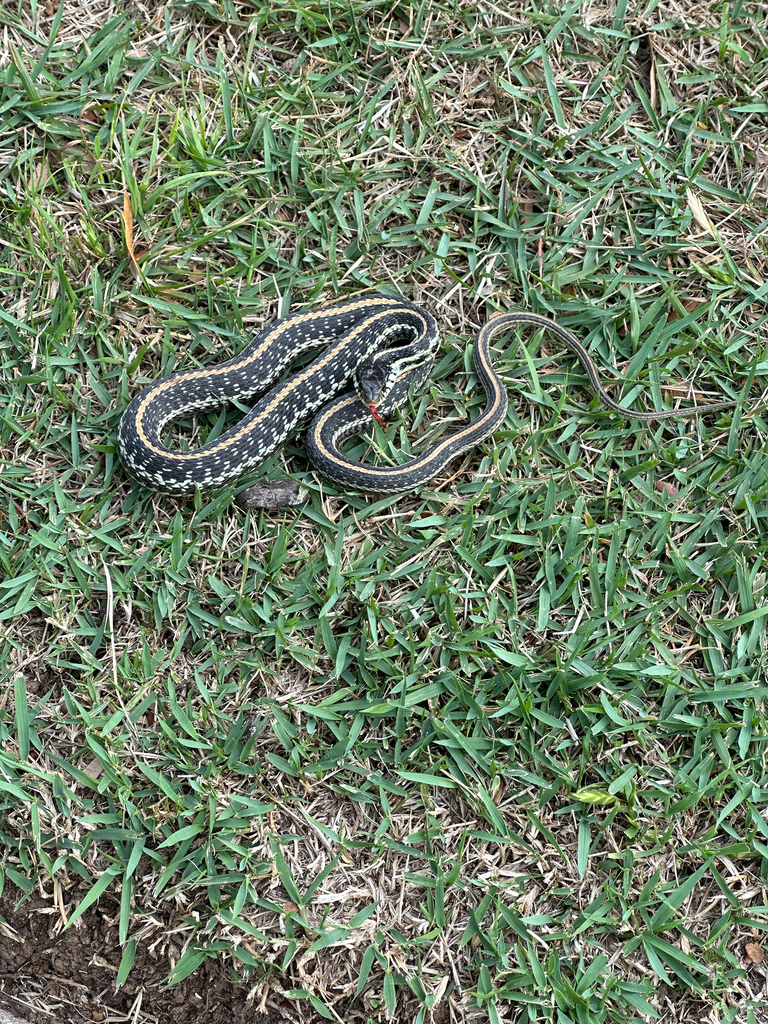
[117,297,438,494]
[117,299,737,496]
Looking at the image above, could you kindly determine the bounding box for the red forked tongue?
[369,405,387,424]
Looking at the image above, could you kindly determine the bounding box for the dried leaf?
[518,192,537,220]
[686,188,714,236]
[121,193,141,276]
[667,298,702,322]
[661,382,708,403]
[647,34,657,112]
[655,480,679,498]
[746,942,764,964]
[81,757,104,779]
[32,161,49,189]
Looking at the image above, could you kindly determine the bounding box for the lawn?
[1,0,767,1021]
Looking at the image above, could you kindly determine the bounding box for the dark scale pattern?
[117,297,439,495]
[305,313,509,493]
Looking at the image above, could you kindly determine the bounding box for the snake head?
[355,361,386,405]
[355,363,390,424]
[358,365,390,422]
[355,346,422,423]
[355,361,393,425]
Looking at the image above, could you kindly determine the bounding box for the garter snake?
[117,299,738,496]
[118,297,439,494]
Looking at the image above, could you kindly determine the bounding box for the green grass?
[1,0,768,1021]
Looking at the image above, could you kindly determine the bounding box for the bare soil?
[0,883,282,1024]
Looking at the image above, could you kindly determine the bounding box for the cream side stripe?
[134,296,402,406]
[312,392,504,475]
[134,307,410,454]
[310,331,507,474]
[134,306,430,460]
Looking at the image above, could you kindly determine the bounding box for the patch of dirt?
[0,884,283,1024]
